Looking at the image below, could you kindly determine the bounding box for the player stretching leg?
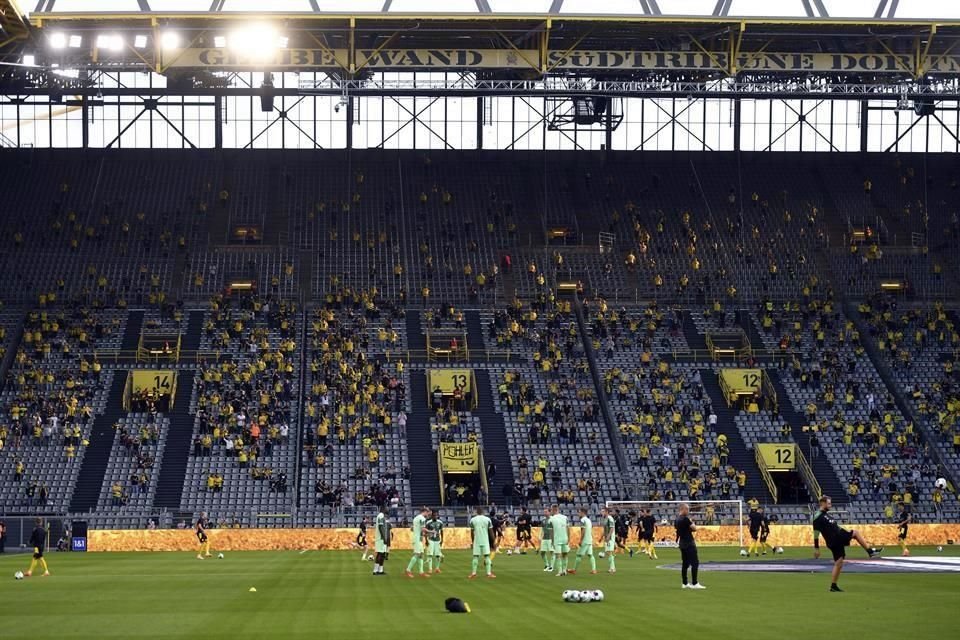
[601,507,617,573]
[515,507,533,554]
[675,504,705,589]
[570,507,597,574]
[759,508,772,555]
[548,505,570,577]
[812,495,882,592]
[24,518,50,577]
[357,517,370,561]
[897,506,911,556]
[468,507,495,579]
[372,505,392,576]
[425,510,445,574]
[640,509,658,559]
[406,506,430,578]
[747,507,763,557]
[196,512,212,560]
[539,507,554,571]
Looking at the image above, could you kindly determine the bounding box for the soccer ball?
[14,571,24,580]
[579,590,593,603]
[739,549,748,556]
[217,553,225,559]
[935,478,947,490]
[774,547,784,554]
[563,590,581,603]
[938,546,944,552]
[598,551,605,558]
[592,590,604,602]
[506,549,513,556]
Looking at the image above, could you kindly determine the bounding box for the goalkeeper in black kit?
[812,496,882,592]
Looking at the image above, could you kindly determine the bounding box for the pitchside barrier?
[84,524,960,552]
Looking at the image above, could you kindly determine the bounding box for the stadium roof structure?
[3,0,960,97]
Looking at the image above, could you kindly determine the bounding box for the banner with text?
[161,48,960,74]
[440,441,480,474]
[757,443,796,471]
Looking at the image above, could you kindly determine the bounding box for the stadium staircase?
[465,311,486,360]
[406,371,441,506]
[681,312,708,351]
[764,370,846,503]
[472,369,516,502]
[152,372,198,510]
[181,310,204,352]
[405,311,426,354]
[699,370,774,504]
[68,374,129,513]
[121,310,144,352]
[573,297,630,482]
[735,309,765,350]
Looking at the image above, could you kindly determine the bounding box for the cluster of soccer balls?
[739,547,784,556]
[562,589,604,603]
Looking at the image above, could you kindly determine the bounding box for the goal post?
[605,499,745,548]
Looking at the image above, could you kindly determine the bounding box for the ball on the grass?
[579,590,593,603]
[563,590,581,602]
[591,590,604,602]
[598,551,605,558]
[739,549,748,556]
[506,549,513,556]
[218,553,225,559]
[938,546,944,552]
[14,571,24,580]
[775,546,784,554]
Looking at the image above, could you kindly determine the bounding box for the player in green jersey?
[539,506,554,571]
[424,509,445,574]
[548,505,570,576]
[570,507,597,574]
[406,506,431,578]
[468,506,495,579]
[600,507,617,573]
[373,505,391,576]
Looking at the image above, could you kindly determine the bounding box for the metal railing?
[755,447,779,504]
[796,447,822,503]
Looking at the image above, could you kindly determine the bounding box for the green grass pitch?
[2,547,957,639]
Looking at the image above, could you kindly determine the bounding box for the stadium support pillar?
[476,96,483,149]
[214,95,223,149]
[733,97,741,152]
[81,95,89,148]
[605,102,613,152]
[860,98,869,152]
[346,96,354,149]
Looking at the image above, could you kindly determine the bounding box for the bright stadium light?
[96,34,124,52]
[49,32,67,49]
[161,31,180,50]
[229,24,280,59]
[134,34,148,49]
[214,35,226,48]
[22,54,36,66]
[68,34,83,48]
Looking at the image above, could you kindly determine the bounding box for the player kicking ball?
[195,512,212,560]
[468,507,495,579]
[405,506,431,578]
[569,508,597,575]
[812,495,882,592]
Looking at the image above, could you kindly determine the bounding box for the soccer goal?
[605,499,745,548]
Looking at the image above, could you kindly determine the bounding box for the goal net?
[605,499,744,548]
